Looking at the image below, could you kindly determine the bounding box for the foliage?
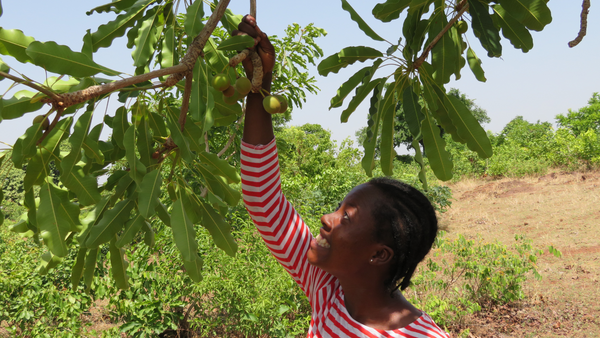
[556,92,600,136]
[319,0,553,181]
[406,233,562,331]
[0,0,327,288]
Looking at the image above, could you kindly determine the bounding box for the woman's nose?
[320,212,335,231]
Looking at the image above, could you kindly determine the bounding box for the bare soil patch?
[441,170,600,337]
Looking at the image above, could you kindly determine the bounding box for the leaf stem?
[0,71,62,102]
[413,0,469,70]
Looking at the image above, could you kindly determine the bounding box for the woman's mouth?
[315,234,330,248]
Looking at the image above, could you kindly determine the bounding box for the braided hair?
[367,177,438,293]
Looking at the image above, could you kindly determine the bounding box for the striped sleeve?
[240,138,330,299]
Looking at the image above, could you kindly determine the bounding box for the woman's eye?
[343,212,349,220]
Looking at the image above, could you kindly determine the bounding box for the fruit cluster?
[212,73,252,105]
[212,73,288,115]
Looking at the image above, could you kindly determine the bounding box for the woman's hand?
[233,15,275,89]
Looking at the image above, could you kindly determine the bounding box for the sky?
[0,0,598,148]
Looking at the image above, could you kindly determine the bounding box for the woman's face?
[307,183,384,276]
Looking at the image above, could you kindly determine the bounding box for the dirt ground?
[440,170,600,337]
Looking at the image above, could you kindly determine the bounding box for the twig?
[568,0,591,47]
[36,107,63,145]
[179,72,193,131]
[413,0,469,70]
[250,51,263,93]
[204,133,210,152]
[229,49,251,67]
[0,71,62,103]
[217,111,245,157]
[250,0,256,18]
[42,0,232,109]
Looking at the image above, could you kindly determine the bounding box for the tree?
[0,0,326,287]
[318,0,556,185]
[556,92,600,136]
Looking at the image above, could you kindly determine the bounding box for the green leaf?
[217,35,255,50]
[341,0,384,41]
[16,121,45,162]
[0,56,9,81]
[403,83,425,138]
[194,163,240,206]
[412,140,428,190]
[78,197,111,246]
[124,125,147,185]
[379,87,397,176]
[148,111,168,138]
[190,60,212,127]
[90,0,155,52]
[329,66,371,109]
[318,46,383,76]
[116,213,146,247]
[38,251,64,275]
[430,14,458,85]
[492,4,534,52]
[138,169,162,219]
[341,72,385,123]
[496,0,551,31]
[468,0,502,57]
[61,167,101,207]
[183,253,204,282]
[466,47,486,82]
[421,110,453,181]
[0,90,44,120]
[160,25,176,69]
[134,112,153,166]
[198,200,237,257]
[26,41,120,77]
[171,198,198,262]
[217,6,243,33]
[131,7,160,67]
[165,106,193,163]
[436,90,493,158]
[155,203,171,227]
[142,221,155,247]
[185,0,205,38]
[85,197,135,248]
[197,151,240,184]
[204,38,236,83]
[87,0,138,15]
[372,0,411,22]
[83,248,98,290]
[81,30,94,59]
[0,28,35,63]
[37,182,81,257]
[71,248,87,290]
[361,82,384,176]
[62,110,93,178]
[109,237,129,290]
[183,118,205,153]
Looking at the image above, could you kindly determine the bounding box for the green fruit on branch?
[222,85,235,97]
[33,114,50,129]
[235,77,252,96]
[275,95,288,113]
[262,95,281,114]
[456,20,468,34]
[212,73,230,92]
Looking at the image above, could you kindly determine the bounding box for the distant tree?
[496,116,553,147]
[556,93,600,136]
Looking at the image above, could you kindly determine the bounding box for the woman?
[237,15,449,337]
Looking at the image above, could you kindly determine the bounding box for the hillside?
[440,171,600,337]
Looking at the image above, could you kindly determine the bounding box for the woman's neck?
[340,279,422,331]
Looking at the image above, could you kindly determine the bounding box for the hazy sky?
[1,0,598,148]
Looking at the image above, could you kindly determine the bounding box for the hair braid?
[367,177,439,293]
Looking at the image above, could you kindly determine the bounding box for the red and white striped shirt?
[241,139,449,338]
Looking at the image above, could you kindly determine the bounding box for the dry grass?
[440,170,600,337]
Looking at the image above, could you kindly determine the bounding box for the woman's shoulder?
[400,311,450,337]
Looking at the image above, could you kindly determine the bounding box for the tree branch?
[568,0,591,47]
[42,0,232,108]
[250,0,257,18]
[413,0,469,70]
[0,71,62,103]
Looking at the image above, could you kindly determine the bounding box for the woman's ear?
[370,244,394,265]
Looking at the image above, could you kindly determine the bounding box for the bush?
[406,233,561,331]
